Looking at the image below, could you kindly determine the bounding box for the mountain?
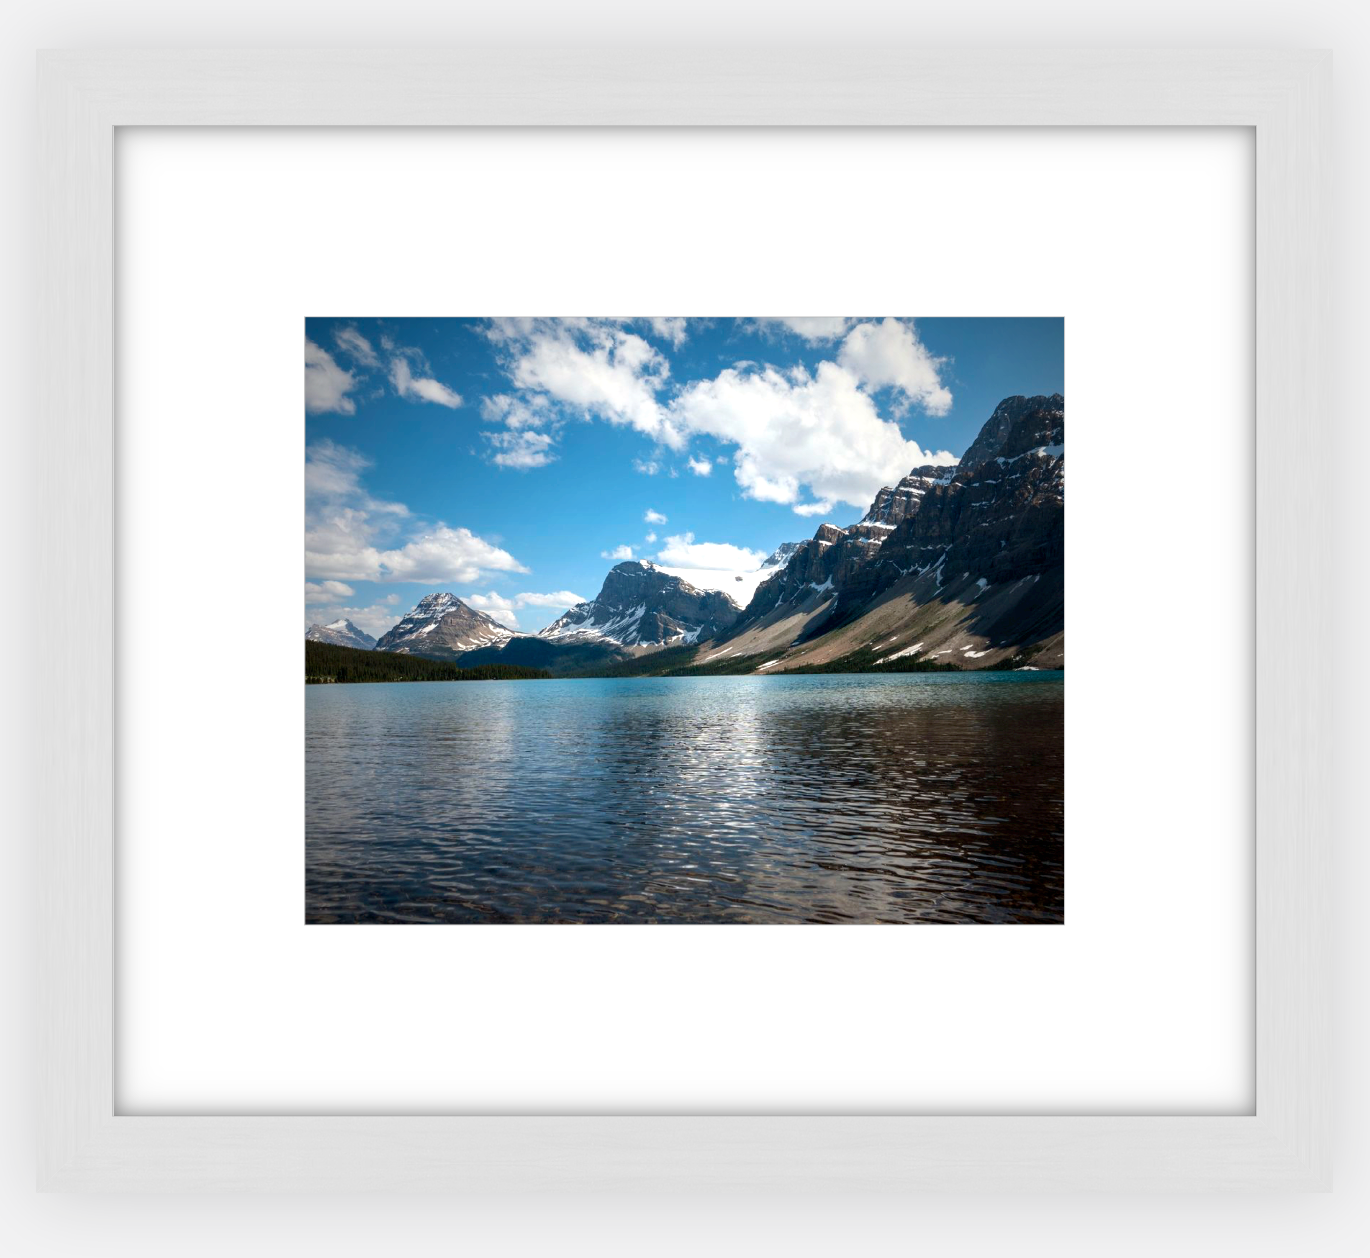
[761,541,804,569]
[305,618,377,651]
[538,560,742,649]
[373,592,516,660]
[708,394,1064,671]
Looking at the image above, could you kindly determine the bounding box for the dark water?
[306,672,1064,924]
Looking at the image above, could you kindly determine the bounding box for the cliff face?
[711,394,1064,671]
[846,395,1063,609]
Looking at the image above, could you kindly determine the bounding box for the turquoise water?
[306,671,1064,924]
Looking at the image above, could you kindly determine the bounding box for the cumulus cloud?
[481,392,555,429]
[643,509,667,524]
[654,533,766,571]
[601,544,635,561]
[516,590,588,608]
[377,526,527,583]
[479,316,956,511]
[486,317,682,447]
[333,326,380,368]
[305,440,526,584]
[304,579,356,603]
[483,429,556,469]
[389,354,463,408]
[670,359,954,511]
[750,317,854,343]
[643,317,688,347]
[305,338,359,415]
[465,588,589,630]
[304,440,408,513]
[644,531,657,543]
[837,318,953,415]
[652,533,778,604]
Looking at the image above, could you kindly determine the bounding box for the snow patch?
[877,641,924,664]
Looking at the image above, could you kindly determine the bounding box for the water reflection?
[306,673,1064,924]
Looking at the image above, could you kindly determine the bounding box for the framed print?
[36,48,1330,1192]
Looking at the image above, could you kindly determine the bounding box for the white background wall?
[1,2,1364,1255]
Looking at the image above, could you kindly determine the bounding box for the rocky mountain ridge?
[372,592,516,660]
[305,618,377,651]
[707,393,1064,670]
[302,393,1064,675]
[539,561,741,649]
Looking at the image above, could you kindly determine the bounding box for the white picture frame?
[36,47,1331,1193]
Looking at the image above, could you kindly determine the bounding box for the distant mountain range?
[305,618,377,650]
[304,394,1065,675]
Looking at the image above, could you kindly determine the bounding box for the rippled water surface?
[306,672,1064,924]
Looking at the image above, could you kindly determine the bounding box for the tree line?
[305,640,551,684]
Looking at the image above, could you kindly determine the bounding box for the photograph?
[304,316,1064,923]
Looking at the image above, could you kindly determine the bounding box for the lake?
[306,672,1064,924]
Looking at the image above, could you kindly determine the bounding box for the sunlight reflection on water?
[306,672,1064,924]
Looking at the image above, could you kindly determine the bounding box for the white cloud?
[376,527,528,583]
[837,318,953,415]
[487,317,682,447]
[305,338,358,414]
[791,500,834,517]
[333,326,380,368]
[465,588,590,630]
[463,591,522,629]
[304,601,403,639]
[644,531,657,543]
[479,316,956,512]
[483,429,556,469]
[304,579,356,603]
[653,533,774,606]
[389,354,463,408]
[516,590,588,609]
[305,440,526,584]
[601,544,635,561]
[481,392,554,429]
[644,317,688,347]
[750,317,854,343]
[670,360,955,510]
[643,508,667,524]
[304,440,408,514]
[655,532,767,571]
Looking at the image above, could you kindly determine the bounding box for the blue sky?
[304,317,1063,637]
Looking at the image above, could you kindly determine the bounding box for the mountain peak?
[305,619,378,651]
[374,592,516,660]
[540,562,741,649]
[959,394,1065,475]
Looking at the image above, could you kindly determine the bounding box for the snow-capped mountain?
[716,394,1065,668]
[538,561,742,649]
[859,465,956,529]
[305,619,377,650]
[373,592,516,660]
[761,541,803,570]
